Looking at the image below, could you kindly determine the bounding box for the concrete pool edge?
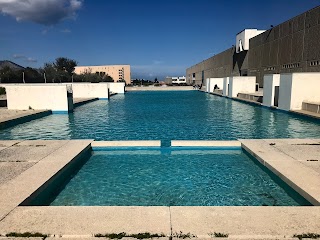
[0,139,94,220]
[240,139,320,206]
[0,139,320,239]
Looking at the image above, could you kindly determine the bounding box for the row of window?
[264,67,276,71]
[282,63,300,69]
[310,60,320,66]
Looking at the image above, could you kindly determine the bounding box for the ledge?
[91,140,161,147]
[171,140,241,147]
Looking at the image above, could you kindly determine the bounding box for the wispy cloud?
[12,54,37,63]
[61,28,71,33]
[0,0,83,25]
[26,57,37,63]
[13,54,26,59]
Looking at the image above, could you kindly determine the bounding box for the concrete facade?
[186,47,249,86]
[74,65,131,85]
[278,72,320,111]
[5,85,73,113]
[249,6,320,86]
[187,6,320,87]
[262,74,280,107]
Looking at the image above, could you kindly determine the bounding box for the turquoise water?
[49,148,309,206]
[1,91,320,141]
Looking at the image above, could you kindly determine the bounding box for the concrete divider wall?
[262,74,280,107]
[222,77,229,96]
[279,73,320,111]
[6,85,72,113]
[107,82,125,94]
[71,83,109,99]
[208,78,224,93]
[228,76,256,98]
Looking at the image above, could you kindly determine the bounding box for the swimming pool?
[1,91,320,141]
[39,148,309,206]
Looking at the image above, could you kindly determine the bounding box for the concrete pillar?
[262,74,280,107]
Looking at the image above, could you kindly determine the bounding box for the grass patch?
[208,232,229,238]
[94,232,165,239]
[6,232,48,239]
[293,233,320,239]
[172,231,197,239]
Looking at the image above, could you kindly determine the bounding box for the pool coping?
[0,139,319,239]
[91,140,161,148]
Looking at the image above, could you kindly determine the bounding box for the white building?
[172,76,186,84]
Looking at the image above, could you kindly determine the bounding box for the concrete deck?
[0,139,319,239]
[240,139,320,205]
[0,140,93,221]
[0,109,51,129]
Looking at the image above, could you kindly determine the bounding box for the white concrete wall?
[6,84,72,112]
[279,73,320,111]
[223,77,230,96]
[205,78,210,92]
[107,82,125,94]
[71,83,109,99]
[208,78,224,93]
[228,76,256,98]
[262,74,280,107]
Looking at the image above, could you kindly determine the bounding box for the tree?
[23,67,42,83]
[41,63,58,83]
[41,57,77,83]
[54,57,77,76]
[0,66,21,83]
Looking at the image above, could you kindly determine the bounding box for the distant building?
[186,6,320,87]
[0,60,25,71]
[74,65,131,85]
[165,76,187,85]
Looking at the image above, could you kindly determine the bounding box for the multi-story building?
[165,76,187,85]
[74,65,131,85]
[186,6,320,87]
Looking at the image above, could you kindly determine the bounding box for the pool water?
[1,91,320,141]
[49,148,309,206]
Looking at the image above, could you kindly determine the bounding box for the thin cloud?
[26,57,37,63]
[13,54,26,59]
[0,0,83,25]
[61,28,71,33]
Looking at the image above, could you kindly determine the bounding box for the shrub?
[0,87,5,95]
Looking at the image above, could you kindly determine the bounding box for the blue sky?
[1,0,320,80]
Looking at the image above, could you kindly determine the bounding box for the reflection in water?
[0,91,320,140]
